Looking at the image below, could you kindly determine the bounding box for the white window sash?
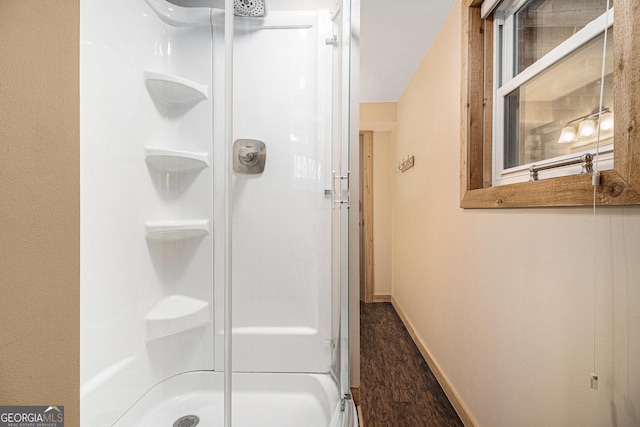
[493,6,614,186]
[481,0,529,19]
[481,0,501,19]
[497,9,614,98]
[494,144,614,186]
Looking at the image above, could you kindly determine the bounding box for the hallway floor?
[360,302,464,427]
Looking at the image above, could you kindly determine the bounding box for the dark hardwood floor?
[360,302,464,427]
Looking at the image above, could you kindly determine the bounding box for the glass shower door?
[221,0,354,425]
[332,0,354,419]
[228,5,334,375]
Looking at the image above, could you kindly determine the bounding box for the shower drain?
[173,415,200,427]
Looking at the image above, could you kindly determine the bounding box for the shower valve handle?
[238,146,260,166]
[233,139,266,174]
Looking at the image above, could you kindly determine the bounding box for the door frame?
[359,131,374,303]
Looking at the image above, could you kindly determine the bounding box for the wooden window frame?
[460,0,640,208]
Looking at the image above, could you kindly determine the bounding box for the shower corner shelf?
[145,219,210,241]
[143,0,212,27]
[146,295,209,341]
[144,146,210,173]
[144,71,209,107]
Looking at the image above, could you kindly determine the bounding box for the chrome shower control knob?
[238,146,260,166]
[233,139,266,174]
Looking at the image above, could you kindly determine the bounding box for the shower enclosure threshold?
[113,371,351,427]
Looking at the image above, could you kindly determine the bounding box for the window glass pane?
[504,89,520,169]
[504,32,613,169]
[516,0,609,73]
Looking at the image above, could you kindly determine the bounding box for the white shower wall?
[81,0,337,425]
[81,0,214,424]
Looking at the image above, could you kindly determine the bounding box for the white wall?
[392,1,640,426]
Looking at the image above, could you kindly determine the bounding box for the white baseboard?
[391,295,479,427]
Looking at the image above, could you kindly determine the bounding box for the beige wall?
[360,103,396,297]
[0,1,79,425]
[392,1,640,426]
[360,102,397,132]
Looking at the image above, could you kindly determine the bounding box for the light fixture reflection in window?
[599,111,614,131]
[578,119,597,138]
[558,126,577,143]
[556,110,614,144]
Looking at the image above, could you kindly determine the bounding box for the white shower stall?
[80,0,357,425]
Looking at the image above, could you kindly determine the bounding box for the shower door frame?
[220,0,359,424]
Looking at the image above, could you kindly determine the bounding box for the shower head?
[234,0,267,17]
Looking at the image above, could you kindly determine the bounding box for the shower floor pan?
[114,371,352,427]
